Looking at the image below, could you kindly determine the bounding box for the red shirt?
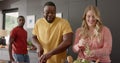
[10,26,27,54]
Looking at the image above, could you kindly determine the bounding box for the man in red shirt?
[9,16,30,63]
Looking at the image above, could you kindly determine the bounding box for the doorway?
[2,8,19,45]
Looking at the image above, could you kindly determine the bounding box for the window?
[2,8,18,45]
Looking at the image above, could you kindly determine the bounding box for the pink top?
[73,26,112,63]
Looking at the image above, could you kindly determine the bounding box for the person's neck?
[89,26,94,32]
[18,25,23,28]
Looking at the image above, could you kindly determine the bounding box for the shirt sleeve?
[10,28,17,39]
[90,27,112,57]
[32,20,39,35]
[62,20,73,35]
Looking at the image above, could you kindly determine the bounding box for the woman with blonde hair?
[73,5,112,63]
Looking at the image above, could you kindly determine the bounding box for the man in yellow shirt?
[32,1,73,63]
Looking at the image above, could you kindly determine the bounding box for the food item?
[84,43,90,56]
[67,55,73,63]
[73,59,90,63]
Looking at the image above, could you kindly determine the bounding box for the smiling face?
[86,10,97,27]
[43,5,56,23]
[81,5,103,37]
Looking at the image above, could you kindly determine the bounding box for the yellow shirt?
[32,17,72,63]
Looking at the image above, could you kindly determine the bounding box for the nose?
[48,12,53,16]
[89,16,96,22]
[89,16,93,21]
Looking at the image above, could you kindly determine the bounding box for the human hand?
[38,55,47,63]
[37,47,44,57]
[38,52,52,63]
[79,46,85,51]
[8,61,17,63]
[78,39,85,46]
[78,39,86,51]
[9,57,15,63]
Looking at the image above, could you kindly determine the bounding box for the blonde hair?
[80,5,103,41]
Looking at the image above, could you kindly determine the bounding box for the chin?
[46,20,52,23]
[47,18,54,22]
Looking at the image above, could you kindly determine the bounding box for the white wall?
[0,10,3,29]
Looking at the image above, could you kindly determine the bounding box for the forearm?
[8,38,14,61]
[49,33,73,55]
[8,44,12,57]
[90,47,112,57]
[32,36,42,50]
[38,33,73,63]
[73,43,80,53]
[51,33,73,55]
[40,40,72,63]
[8,43,14,61]
[50,40,71,55]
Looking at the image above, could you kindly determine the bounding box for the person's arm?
[72,28,81,53]
[49,32,73,55]
[8,37,15,62]
[32,35,44,57]
[39,32,73,63]
[90,27,112,57]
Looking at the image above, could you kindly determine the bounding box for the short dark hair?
[17,16,25,20]
[44,1,56,9]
